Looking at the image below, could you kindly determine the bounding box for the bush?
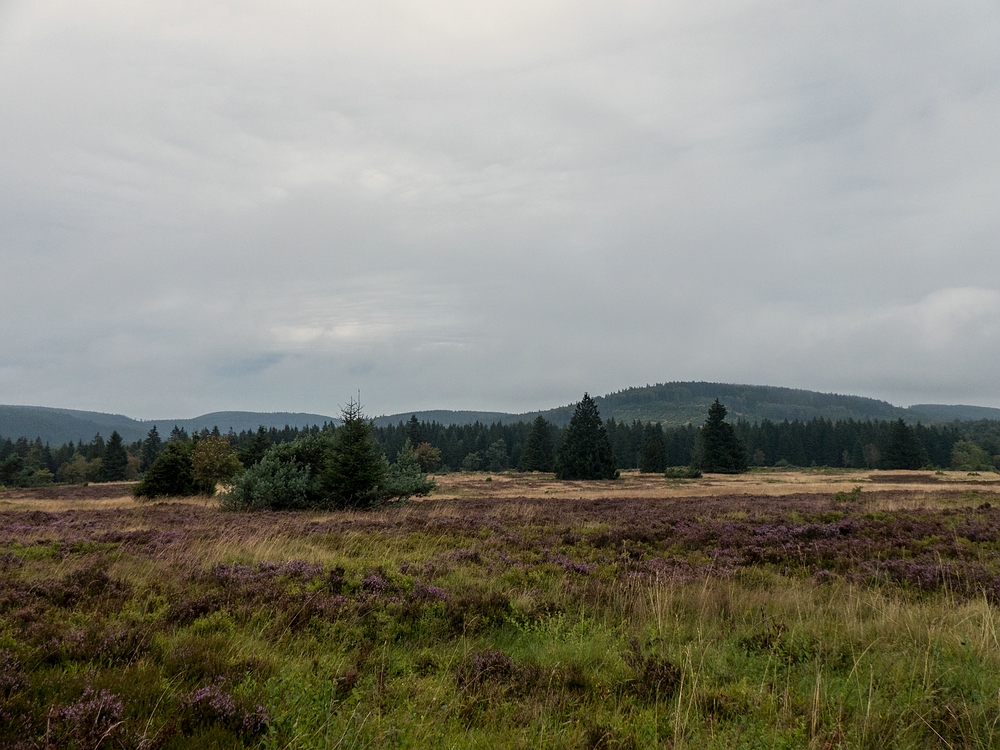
[221,452,314,511]
[413,442,442,472]
[222,403,392,511]
[834,485,863,503]
[382,441,435,499]
[133,441,197,498]
[664,466,702,479]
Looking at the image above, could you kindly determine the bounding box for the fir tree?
[639,423,667,473]
[140,426,162,473]
[405,415,423,446]
[693,400,747,474]
[555,394,618,480]
[99,431,129,482]
[323,399,386,508]
[882,418,927,470]
[520,415,555,472]
[239,426,271,467]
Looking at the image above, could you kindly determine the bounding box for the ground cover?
[2,471,1000,748]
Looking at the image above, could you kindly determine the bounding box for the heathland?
[3,469,1000,748]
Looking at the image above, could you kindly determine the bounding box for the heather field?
[3,471,1000,748]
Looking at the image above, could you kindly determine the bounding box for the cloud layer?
[2,1,999,417]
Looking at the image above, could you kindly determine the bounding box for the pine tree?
[693,400,747,473]
[520,416,555,472]
[99,431,129,482]
[323,399,386,508]
[639,423,667,473]
[555,393,618,480]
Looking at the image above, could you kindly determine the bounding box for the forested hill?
[380,383,1000,428]
[4,382,1000,443]
[0,406,336,445]
[569,382,906,427]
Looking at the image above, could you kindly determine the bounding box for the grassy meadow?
[3,470,1000,748]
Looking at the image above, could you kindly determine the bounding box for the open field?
[3,470,1000,748]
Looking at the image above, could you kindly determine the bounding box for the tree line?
[4,402,1000,489]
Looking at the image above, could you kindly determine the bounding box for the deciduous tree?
[191,435,244,492]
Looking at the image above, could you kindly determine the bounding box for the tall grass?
[2,481,1000,747]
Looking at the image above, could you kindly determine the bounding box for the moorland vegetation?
[4,472,1000,747]
[4,396,1000,746]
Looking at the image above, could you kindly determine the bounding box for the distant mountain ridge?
[3,382,1000,444]
[0,406,337,445]
[376,382,1000,428]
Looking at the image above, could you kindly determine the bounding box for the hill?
[578,382,906,427]
[4,382,999,444]
[377,382,999,428]
[0,406,337,445]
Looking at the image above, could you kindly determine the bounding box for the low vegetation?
[3,471,1000,748]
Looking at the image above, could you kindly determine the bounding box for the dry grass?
[3,468,997,513]
[427,468,999,503]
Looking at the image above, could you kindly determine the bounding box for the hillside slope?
[0,406,336,444]
[4,382,999,443]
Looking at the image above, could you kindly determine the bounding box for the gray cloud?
[2,1,999,418]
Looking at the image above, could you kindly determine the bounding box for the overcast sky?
[2,1,999,418]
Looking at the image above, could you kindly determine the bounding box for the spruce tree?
[693,400,747,474]
[239,426,271,467]
[639,423,667,473]
[555,393,618,480]
[99,431,129,482]
[881,418,927,470]
[323,399,386,508]
[520,415,555,472]
[140,426,162,473]
[405,415,423,446]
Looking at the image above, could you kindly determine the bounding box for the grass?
[2,471,1000,747]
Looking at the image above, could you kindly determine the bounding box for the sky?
[2,0,999,419]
